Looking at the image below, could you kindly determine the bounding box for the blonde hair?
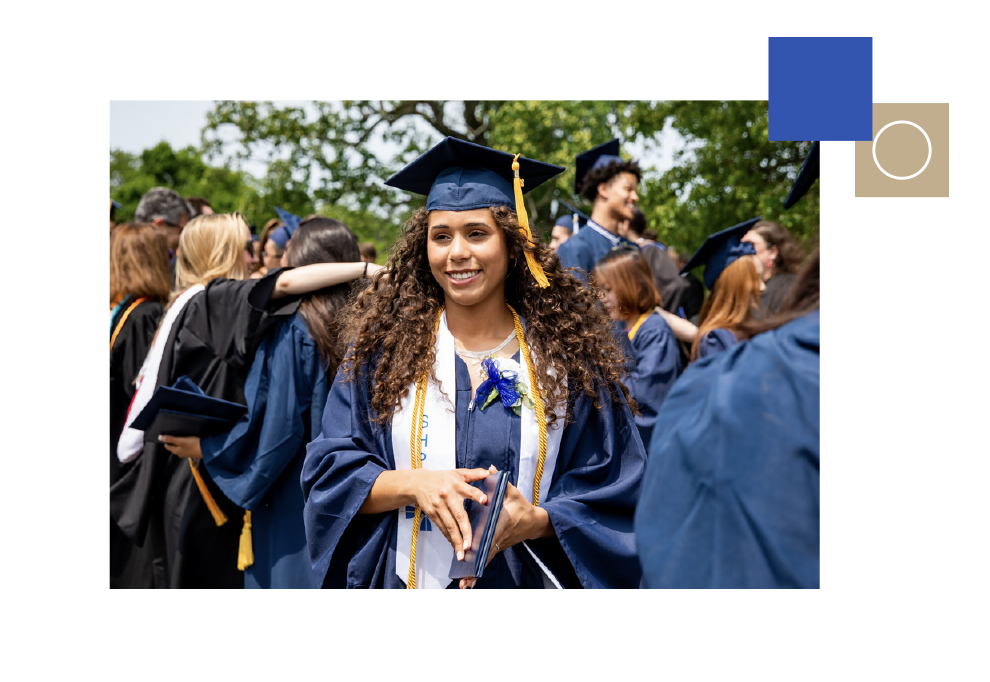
[174,212,248,297]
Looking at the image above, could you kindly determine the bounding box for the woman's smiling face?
[427,208,509,309]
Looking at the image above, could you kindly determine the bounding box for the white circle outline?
[872,120,932,180]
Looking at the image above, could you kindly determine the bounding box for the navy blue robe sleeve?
[200,318,320,510]
[301,361,394,588]
[535,382,647,588]
[627,314,682,444]
[636,311,820,588]
[556,236,592,283]
[696,328,738,359]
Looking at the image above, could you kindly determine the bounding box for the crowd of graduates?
[109,135,820,589]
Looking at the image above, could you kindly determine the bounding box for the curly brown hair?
[338,206,633,428]
[579,159,642,203]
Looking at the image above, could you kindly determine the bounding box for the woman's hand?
[159,435,202,459]
[458,466,554,589]
[410,468,492,561]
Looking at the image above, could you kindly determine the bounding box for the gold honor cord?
[627,312,650,341]
[506,304,549,505]
[406,304,549,588]
[110,296,146,351]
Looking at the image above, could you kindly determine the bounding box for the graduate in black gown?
[111,212,376,588]
[636,250,820,588]
[109,223,171,588]
[302,137,646,589]
[161,218,374,589]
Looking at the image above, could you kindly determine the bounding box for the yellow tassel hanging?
[237,511,254,571]
[511,154,550,289]
[188,459,228,526]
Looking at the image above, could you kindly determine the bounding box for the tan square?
[855,103,949,197]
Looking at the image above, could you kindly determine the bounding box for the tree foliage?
[627,101,819,254]
[109,142,264,226]
[112,101,819,261]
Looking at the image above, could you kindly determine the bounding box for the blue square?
[769,37,873,141]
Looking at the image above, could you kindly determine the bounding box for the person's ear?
[597,180,611,202]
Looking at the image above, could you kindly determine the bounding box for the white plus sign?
[48,535,76,563]
[48,490,75,518]
[48,580,76,609]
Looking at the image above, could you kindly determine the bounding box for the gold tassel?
[511,154,550,288]
[238,511,254,571]
[188,459,228,526]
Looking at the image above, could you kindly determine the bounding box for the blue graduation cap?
[783,141,820,209]
[574,139,623,194]
[385,137,565,288]
[558,200,590,222]
[111,200,122,210]
[556,199,589,233]
[269,206,302,248]
[681,217,761,290]
[385,137,563,212]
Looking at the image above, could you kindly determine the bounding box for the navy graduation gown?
[302,351,647,589]
[696,328,738,360]
[636,310,820,588]
[556,221,636,283]
[625,313,682,448]
[201,314,327,589]
[110,269,300,588]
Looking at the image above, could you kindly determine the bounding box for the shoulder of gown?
[697,327,738,359]
[181,267,303,372]
[636,310,820,588]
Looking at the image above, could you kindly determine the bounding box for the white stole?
[391,311,565,588]
[116,284,205,463]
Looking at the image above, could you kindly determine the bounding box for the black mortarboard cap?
[783,141,820,209]
[681,217,761,290]
[129,376,248,442]
[574,139,623,194]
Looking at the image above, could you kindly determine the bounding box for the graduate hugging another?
[302,138,647,589]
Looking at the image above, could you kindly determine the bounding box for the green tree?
[200,101,637,245]
[110,141,265,229]
[626,101,819,256]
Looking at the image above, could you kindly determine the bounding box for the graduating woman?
[111,212,376,588]
[593,247,682,448]
[110,222,171,588]
[302,137,647,589]
[682,217,766,361]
